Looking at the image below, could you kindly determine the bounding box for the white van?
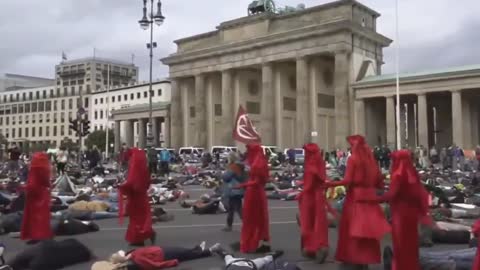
[261,145,280,157]
[210,146,238,154]
[178,147,204,156]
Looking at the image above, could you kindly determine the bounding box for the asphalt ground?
[0,186,467,270]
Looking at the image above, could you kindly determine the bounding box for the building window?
[137,93,141,99]
[112,96,115,103]
[18,105,24,114]
[100,110,103,119]
[29,92,33,100]
[69,99,73,109]
[64,88,68,96]
[25,104,30,113]
[50,89,54,98]
[31,127,35,137]
[46,114,50,123]
[25,115,29,124]
[317,93,335,109]
[84,97,89,108]
[22,93,26,100]
[39,127,43,137]
[25,127,29,137]
[124,94,128,101]
[46,101,52,111]
[53,126,57,136]
[118,95,121,102]
[189,106,195,118]
[151,90,155,97]
[61,126,64,136]
[53,113,57,123]
[61,100,65,110]
[130,93,134,100]
[12,128,15,138]
[46,127,50,137]
[61,112,65,122]
[56,88,60,97]
[31,115,35,124]
[35,91,39,99]
[283,97,296,111]
[144,91,147,98]
[94,111,98,120]
[32,103,38,113]
[157,89,162,96]
[94,98,98,105]
[246,102,261,115]
[39,114,43,123]
[19,116,22,124]
[214,104,222,116]
[100,98,103,104]
[53,101,57,111]
[86,85,91,93]
[38,102,45,112]
[5,117,9,125]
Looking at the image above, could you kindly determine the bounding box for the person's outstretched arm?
[326,159,355,187]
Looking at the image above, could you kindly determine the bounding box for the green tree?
[61,137,79,152]
[85,129,114,152]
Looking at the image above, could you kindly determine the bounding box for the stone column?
[451,90,464,148]
[221,70,234,145]
[417,93,429,148]
[195,74,206,147]
[138,118,147,148]
[354,99,366,135]
[169,79,181,148]
[180,80,189,146]
[308,66,317,138]
[262,63,274,145]
[334,52,350,149]
[206,77,214,151]
[164,116,171,147]
[463,97,472,148]
[407,102,416,147]
[296,56,309,145]
[114,120,121,153]
[386,96,396,147]
[273,67,282,147]
[125,120,134,147]
[152,117,159,147]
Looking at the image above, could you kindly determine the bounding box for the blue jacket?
[222,165,246,198]
[160,150,171,162]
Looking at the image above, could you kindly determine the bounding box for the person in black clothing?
[7,144,21,174]
[87,146,101,170]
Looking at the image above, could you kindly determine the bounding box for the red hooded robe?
[375,150,430,270]
[239,143,270,253]
[119,148,154,244]
[21,152,53,241]
[327,135,390,264]
[297,143,329,253]
[473,220,480,270]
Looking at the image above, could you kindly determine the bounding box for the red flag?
[233,105,261,144]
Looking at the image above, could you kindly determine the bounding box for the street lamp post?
[138,0,165,148]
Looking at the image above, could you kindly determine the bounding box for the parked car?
[283,148,305,164]
[178,147,204,156]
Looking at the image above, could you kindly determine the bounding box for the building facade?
[353,65,480,149]
[162,0,391,151]
[0,73,54,92]
[0,57,141,150]
[90,80,171,150]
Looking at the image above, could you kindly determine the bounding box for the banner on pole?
[232,105,261,144]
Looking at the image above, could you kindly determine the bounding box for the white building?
[0,57,141,151]
[90,80,171,147]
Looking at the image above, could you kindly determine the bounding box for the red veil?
[21,152,53,240]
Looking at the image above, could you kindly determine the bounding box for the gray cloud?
[0,0,479,81]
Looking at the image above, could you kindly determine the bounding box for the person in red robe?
[371,150,430,270]
[119,148,155,246]
[297,143,330,263]
[21,152,53,243]
[326,135,390,268]
[238,143,270,253]
[473,220,480,270]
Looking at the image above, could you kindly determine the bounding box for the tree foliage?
[85,129,114,152]
[61,137,79,152]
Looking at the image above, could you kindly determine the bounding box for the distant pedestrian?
[56,146,68,175]
[119,143,130,172]
[147,147,158,175]
[7,143,21,174]
[159,148,171,177]
[221,152,246,232]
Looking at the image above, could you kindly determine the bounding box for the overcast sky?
[0,0,479,81]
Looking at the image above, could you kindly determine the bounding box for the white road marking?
[163,206,297,212]
[101,220,297,231]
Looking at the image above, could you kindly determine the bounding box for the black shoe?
[269,250,284,259]
[150,231,157,245]
[315,248,328,264]
[229,242,240,252]
[255,244,271,253]
[383,246,393,270]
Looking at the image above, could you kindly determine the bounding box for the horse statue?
[248,0,276,15]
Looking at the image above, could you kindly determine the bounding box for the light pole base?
[146,122,154,147]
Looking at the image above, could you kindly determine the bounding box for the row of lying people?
[1,238,294,270]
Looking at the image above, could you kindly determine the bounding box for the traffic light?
[82,119,91,136]
[69,119,78,133]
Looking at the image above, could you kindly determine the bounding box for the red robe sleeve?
[374,174,401,203]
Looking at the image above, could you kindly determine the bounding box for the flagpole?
[395,0,401,150]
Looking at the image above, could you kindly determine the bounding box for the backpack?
[264,259,301,270]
